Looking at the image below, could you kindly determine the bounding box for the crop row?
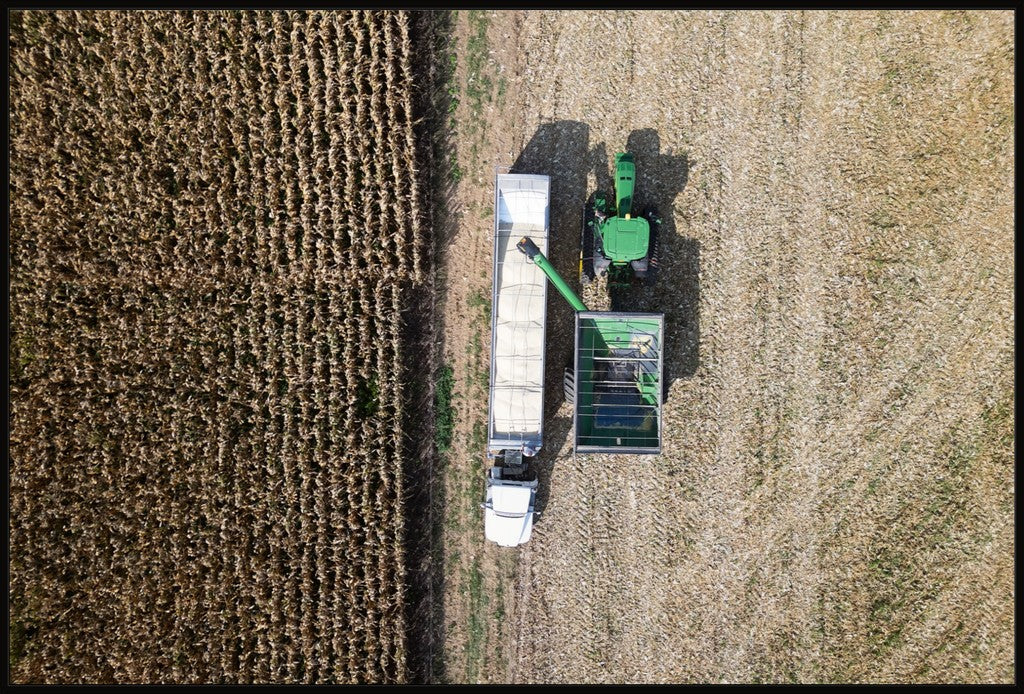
[10,10,424,683]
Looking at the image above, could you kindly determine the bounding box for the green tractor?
[581,152,663,288]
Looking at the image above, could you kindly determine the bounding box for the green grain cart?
[516,237,664,455]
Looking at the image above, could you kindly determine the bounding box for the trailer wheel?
[563,367,575,405]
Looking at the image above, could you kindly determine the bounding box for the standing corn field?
[10,10,429,683]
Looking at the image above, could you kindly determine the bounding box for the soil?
[438,9,1013,684]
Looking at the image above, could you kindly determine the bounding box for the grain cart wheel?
[580,204,597,285]
[563,366,575,405]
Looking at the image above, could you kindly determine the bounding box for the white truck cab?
[483,466,538,547]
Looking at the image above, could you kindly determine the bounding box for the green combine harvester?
[581,152,663,288]
[517,237,663,454]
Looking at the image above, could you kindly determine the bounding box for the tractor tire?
[580,204,597,285]
[563,366,575,405]
[592,224,610,278]
[643,209,661,287]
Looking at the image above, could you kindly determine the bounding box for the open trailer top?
[487,173,550,457]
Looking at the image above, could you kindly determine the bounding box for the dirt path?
[440,9,1014,684]
[433,10,528,684]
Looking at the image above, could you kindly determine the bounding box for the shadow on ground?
[612,128,699,397]
[404,9,454,684]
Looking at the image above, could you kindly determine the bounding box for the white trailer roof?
[488,173,549,454]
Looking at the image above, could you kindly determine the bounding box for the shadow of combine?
[508,123,699,518]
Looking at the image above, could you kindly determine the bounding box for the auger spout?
[515,236,588,312]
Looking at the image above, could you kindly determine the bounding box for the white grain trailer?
[481,173,549,547]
